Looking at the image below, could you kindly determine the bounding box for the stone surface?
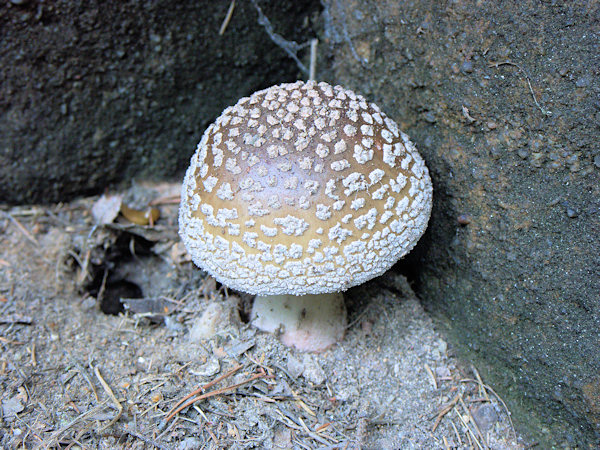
[471,403,499,433]
[0,0,322,203]
[323,0,599,446]
[188,302,228,341]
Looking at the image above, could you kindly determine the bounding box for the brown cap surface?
[179,81,432,295]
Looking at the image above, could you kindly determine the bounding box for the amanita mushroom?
[179,81,432,352]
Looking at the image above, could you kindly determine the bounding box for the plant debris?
[0,183,526,448]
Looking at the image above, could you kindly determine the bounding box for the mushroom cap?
[179,81,432,296]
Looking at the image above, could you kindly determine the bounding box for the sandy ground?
[0,184,524,449]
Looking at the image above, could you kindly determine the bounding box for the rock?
[188,298,240,342]
[0,1,323,204]
[461,60,474,73]
[272,427,292,448]
[164,316,185,334]
[188,302,227,341]
[302,354,326,386]
[336,384,360,402]
[225,340,255,358]
[2,396,24,420]
[434,366,451,378]
[325,1,599,446]
[286,355,304,379]
[178,437,201,450]
[471,403,499,432]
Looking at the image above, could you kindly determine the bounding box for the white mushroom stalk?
[179,81,433,352]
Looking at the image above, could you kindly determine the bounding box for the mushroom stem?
[251,293,347,352]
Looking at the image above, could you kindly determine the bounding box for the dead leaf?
[2,396,24,419]
[91,194,123,225]
[170,241,192,264]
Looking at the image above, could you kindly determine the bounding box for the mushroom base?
[250,293,347,352]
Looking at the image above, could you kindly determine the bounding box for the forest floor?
[0,182,525,449]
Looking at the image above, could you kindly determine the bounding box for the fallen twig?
[459,394,488,449]
[219,0,235,36]
[297,415,331,445]
[161,366,270,427]
[125,428,171,450]
[44,404,109,447]
[472,367,491,402]
[167,363,242,416]
[0,336,24,345]
[450,419,462,446]
[460,377,517,441]
[424,363,437,389]
[432,394,460,432]
[292,389,316,417]
[67,354,99,402]
[2,211,39,246]
[455,406,484,450]
[94,366,124,430]
[0,314,33,325]
[488,60,552,116]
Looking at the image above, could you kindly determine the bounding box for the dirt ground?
[1,183,524,449]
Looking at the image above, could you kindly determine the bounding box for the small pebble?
[2,396,24,419]
[178,437,202,450]
[423,135,433,148]
[435,366,451,378]
[192,357,220,377]
[575,76,590,88]
[461,60,474,73]
[530,152,544,167]
[287,355,304,379]
[457,214,471,225]
[437,339,448,354]
[424,111,436,124]
[547,197,561,207]
[188,302,226,341]
[471,403,499,432]
[164,316,184,334]
[594,155,600,168]
[361,320,373,335]
[566,208,578,218]
[225,339,255,358]
[302,354,326,385]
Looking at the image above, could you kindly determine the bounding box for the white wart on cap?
[179,81,433,351]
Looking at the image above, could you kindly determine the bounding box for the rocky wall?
[322,0,599,446]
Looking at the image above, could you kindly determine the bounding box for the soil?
[0,184,523,449]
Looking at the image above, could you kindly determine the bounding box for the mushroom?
[179,81,432,352]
